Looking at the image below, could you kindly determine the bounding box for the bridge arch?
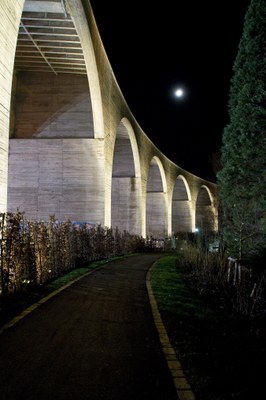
[6,0,107,222]
[0,0,219,238]
[146,156,167,238]
[172,175,193,234]
[195,185,217,233]
[66,0,105,139]
[111,118,142,235]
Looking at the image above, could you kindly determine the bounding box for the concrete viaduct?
[0,0,218,238]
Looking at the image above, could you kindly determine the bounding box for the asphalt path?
[0,253,179,400]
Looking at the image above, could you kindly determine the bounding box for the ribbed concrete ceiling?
[14,0,86,75]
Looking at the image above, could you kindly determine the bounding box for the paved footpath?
[0,253,193,400]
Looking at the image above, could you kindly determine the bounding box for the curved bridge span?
[0,0,218,238]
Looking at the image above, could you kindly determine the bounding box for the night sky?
[90,1,251,182]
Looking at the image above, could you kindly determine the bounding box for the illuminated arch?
[146,156,167,237]
[111,118,142,235]
[7,0,106,221]
[195,185,217,232]
[172,175,193,233]
[66,0,104,138]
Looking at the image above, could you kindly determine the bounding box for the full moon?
[174,88,184,98]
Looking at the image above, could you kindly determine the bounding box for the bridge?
[0,0,218,238]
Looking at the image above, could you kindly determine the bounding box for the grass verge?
[150,255,266,400]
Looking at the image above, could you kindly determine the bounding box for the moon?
[174,88,184,98]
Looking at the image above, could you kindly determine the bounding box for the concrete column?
[0,0,24,212]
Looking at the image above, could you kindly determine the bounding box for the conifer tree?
[217,0,266,263]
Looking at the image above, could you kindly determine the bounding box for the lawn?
[150,255,266,400]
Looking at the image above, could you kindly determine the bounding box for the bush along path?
[150,255,266,400]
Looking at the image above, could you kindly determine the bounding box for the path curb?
[146,261,196,400]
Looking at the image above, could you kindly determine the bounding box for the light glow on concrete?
[1,0,219,238]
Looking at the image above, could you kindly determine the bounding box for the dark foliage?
[217,0,266,262]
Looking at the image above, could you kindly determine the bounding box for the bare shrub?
[0,212,149,306]
[176,237,266,317]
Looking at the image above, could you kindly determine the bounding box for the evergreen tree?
[217,0,266,263]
